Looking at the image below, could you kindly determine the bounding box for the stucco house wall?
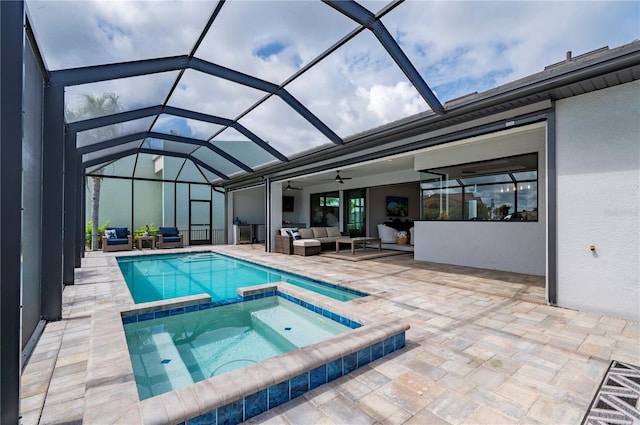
[555,80,639,321]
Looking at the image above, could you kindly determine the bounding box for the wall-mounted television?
[282,196,294,212]
[386,196,408,217]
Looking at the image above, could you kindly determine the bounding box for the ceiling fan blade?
[321,170,352,182]
[285,181,302,190]
[334,171,352,182]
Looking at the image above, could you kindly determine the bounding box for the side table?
[137,235,155,250]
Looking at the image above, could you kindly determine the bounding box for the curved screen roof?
[26,0,639,185]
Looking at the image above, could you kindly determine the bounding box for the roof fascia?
[223,43,640,187]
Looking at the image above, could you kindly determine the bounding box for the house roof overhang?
[219,40,640,190]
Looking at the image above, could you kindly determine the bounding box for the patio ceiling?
[25,0,639,186]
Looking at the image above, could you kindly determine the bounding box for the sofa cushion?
[105,229,117,240]
[107,238,129,245]
[377,224,397,243]
[159,226,178,237]
[326,226,341,237]
[312,227,328,238]
[292,239,320,247]
[162,236,181,243]
[298,228,314,239]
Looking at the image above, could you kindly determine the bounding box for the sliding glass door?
[344,189,365,237]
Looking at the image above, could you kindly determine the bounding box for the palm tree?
[67,93,123,250]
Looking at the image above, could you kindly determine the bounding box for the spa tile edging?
[120,284,363,329]
[141,320,409,425]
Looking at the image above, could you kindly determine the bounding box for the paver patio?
[20,245,639,424]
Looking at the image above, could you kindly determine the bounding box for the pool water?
[117,252,364,303]
[124,296,351,400]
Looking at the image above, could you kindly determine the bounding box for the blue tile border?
[122,290,362,329]
[183,328,407,425]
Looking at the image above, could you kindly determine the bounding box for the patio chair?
[102,227,133,252]
[157,226,184,249]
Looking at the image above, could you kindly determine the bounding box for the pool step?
[142,332,194,394]
[250,304,346,348]
[179,253,222,263]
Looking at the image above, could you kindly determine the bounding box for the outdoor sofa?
[275,226,347,255]
[102,227,133,252]
[156,226,184,249]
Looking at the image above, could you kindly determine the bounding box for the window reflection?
[420,153,538,221]
[310,192,340,227]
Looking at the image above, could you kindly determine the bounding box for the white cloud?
[28,0,640,161]
[384,1,639,100]
[359,82,424,122]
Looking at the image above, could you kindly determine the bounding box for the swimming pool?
[117,252,365,303]
[124,296,354,400]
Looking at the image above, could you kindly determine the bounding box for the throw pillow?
[104,229,117,240]
[280,227,298,236]
[287,230,301,240]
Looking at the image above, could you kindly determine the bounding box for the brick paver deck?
[21,245,639,424]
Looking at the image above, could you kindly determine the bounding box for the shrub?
[85,220,110,249]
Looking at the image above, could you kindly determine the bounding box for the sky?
[27,0,640,175]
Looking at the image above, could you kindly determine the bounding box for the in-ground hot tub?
[115,284,409,424]
[124,296,356,400]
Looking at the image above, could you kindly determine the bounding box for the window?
[420,153,538,221]
[310,192,339,226]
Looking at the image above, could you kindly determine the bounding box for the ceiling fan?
[323,170,353,184]
[284,181,303,191]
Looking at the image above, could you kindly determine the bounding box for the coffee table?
[335,237,382,255]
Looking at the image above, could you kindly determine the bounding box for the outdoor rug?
[320,249,411,262]
[582,360,640,424]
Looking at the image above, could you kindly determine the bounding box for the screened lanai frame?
[3,1,639,422]
[30,0,446,190]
